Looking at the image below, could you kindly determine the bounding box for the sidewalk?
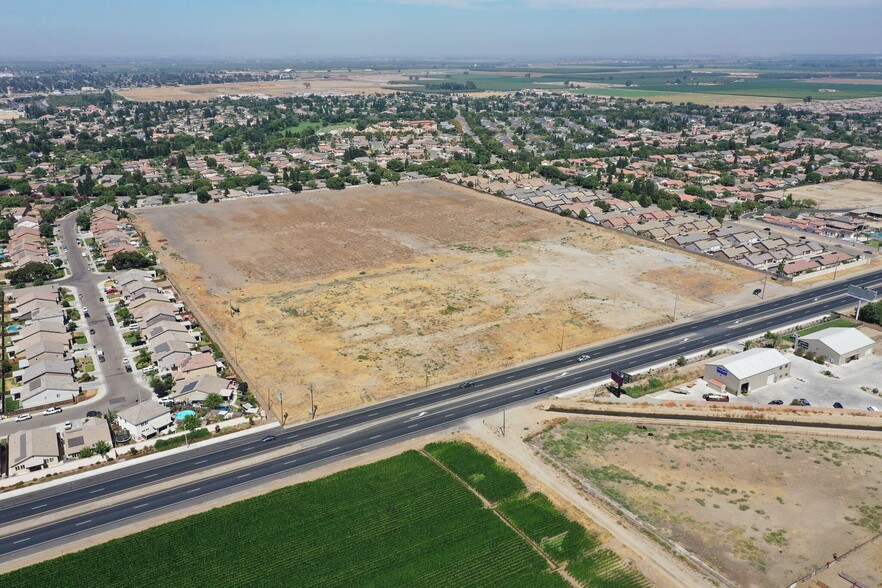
[1,418,278,498]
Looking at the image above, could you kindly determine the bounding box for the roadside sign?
[798,340,809,349]
[611,370,633,386]
[847,285,878,302]
[716,366,729,377]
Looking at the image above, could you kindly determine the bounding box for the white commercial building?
[798,327,874,365]
[704,348,791,395]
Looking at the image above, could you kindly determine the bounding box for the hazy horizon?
[3,0,881,60]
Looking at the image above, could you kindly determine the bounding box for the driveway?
[0,212,152,436]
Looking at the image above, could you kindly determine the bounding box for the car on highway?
[768,399,784,405]
[14,413,32,422]
[260,435,277,443]
[534,386,550,395]
[869,406,879,412]
[459,381,476,389]
[86,410,101,418]
[833,402,844,409]
[577,354,591,362]
[43,407,63,416]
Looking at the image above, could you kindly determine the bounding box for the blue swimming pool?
[175,410,196,420]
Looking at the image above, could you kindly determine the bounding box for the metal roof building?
[798,327,874,365]
[704,348,791,395]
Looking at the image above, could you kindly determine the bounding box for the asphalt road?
[0,213,151,435]
[1,268,881,560]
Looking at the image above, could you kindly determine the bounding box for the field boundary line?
[530,443,736,588]
[419,450,579,587]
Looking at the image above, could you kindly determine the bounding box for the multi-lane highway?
[1,267,881,560]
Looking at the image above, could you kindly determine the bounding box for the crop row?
[424,440,526,503]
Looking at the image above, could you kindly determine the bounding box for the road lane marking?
[186,487,201,494]
[143,473,157,479]
[30,504,47,510]
[369,434,382,440]
[284,460,297,465]
[132,503,149,510]
[404,402,415,406]
[444,413,456,418]
[90,488,104,494]
[194,460,207,465]
[327,446,341,452]
[439,392,450,397]
[237,473,250,479]
[479,403,489,408]
[326,422,339,428]
[75,519,92,526]
[12,538,30,545]
[241,447,253,452]
[367,412,379,416]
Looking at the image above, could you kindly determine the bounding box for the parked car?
[89,328,96,335]
[86,410,102,418]
[64,421,73,430]
[577,354,591,362]
[868,406,879,412]
[99,355,106,363]
[459,381,476,389]
[84,311,90,318]
[123,357,130,365]
[768,399,784,405]
[15,413,33,422]
[798,398,811,406]
[833,402,844,409]
[534,386,550,395]
[43,407,63,416]
[107,318,114,326]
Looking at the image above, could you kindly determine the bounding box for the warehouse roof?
[707,348,790,379]
[800,327,874,355]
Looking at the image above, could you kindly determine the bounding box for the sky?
[3,0,881,60]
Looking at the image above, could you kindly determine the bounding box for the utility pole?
[760,272,769,299]
[308,383,316,419]
[672,294,678,322]
[278,392,285,426]
[502,408,506,437]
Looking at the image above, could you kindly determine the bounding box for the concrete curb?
[1,422,279,501]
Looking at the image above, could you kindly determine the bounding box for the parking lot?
[654,344,882,411]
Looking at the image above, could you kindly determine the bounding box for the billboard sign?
[798,340,809,349]
[847,285,878,302]
[611,370,633,386]
[716,366,729,377]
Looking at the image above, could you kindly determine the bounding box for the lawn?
[0,444,649,588]
[4,397,20,412]
[797,318,860,336]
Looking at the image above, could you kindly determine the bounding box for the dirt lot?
[537,419,882,588]
[135,180,779,419]
[763,179,882,210]
[119,72,404,101]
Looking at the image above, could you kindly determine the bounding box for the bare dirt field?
[135,179,778,420]
[537,419,882,588]
[764,179,882,210]
[119,73,404,101]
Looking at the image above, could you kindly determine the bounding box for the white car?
[577,354,591,362]
[868,406,879,412]
[15,413,32,422]
[123,357,130,365]
[43,407,63,416]
[64,421,73,430]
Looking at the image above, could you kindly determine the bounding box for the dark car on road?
[833,402,844,409]
[260,435,277,443]
[768,399,784,405]
[459,381,476,389]
[86,410,102,418]
[89,328,96,335]
[534,387,550,395]
[799,398,811,406]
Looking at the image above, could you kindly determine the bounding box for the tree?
[78,447,96,459]
[107,251,152,270]
[858,300,882,325]
[182,414,201,432]
[7,261,56,285]
[150,374,175,397]
[197,189,211,204]
[326,176,346,190]
[203,393,224,410]
[93,440,112,460]
[114,306,134,325]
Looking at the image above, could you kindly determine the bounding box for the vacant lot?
[538,420,882,588]
[0,444,647,588]
[136,180,774,418]
[763,179,882,209]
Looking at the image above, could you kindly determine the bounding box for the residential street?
[0,212,151,436]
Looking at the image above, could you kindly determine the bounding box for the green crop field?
[0,443,650,588]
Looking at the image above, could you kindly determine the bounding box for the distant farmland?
[0,444,649,588]
[394,67,882,102]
